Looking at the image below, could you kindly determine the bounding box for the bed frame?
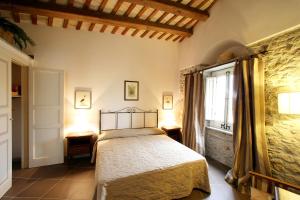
[99,107,158,133]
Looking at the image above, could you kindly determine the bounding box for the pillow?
[99,128,165,141]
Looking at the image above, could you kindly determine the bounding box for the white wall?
[178,0,300,68]
[20,23,180,134]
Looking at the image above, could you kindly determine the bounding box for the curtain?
[225,57,272,193]
[182,71,205,154]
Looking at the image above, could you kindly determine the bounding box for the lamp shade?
[278,92,300,114]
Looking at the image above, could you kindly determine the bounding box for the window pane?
[227,74,234,123]
[205,77,216,120]
[214,75,226,122]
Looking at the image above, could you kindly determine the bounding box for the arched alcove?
[201,40,252,65]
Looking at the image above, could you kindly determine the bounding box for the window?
[205,63,234,132]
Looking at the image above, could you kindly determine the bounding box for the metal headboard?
[99,107,158,133]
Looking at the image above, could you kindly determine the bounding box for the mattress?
[94,128,210,200]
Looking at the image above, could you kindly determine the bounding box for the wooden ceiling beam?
[121,28,130,35]
[0,1,192,37]
[76,21,83,30]
[12,12,20,23]
[48,0,56,26]
[156,12,168,23]
[158,32,167,40]
[98,0,108,12]
[31,14,37,25]
[197,0,209,9]
[88,22,95,31]
[135,6,147,19]
[146,9,158,20]
[179,36,185,42]
[63,18,68,28]
[47,16,53,26]
[122,0,209,20]
[76,0,91,31]
[112,0,124,14]
[187,0,198,7]
[83,0,92,9]
[165,34,174,41]
[121,3,136,35]
[100,24,107,32]
[140,30,149,38]
[125,3,136,16]
[172,35,181,42]
[165,14,177,24]
[131,29,139,36]
[111,26,119,34]
[64,0,73,29]
[110,0,124,33]
[149,31,158,38]
[174,16,186,26]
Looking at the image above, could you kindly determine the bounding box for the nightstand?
[66,132,97,159]
[161,126,182,143]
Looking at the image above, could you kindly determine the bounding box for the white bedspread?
[95,128,210,200]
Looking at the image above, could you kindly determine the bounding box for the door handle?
[9,118,14,121]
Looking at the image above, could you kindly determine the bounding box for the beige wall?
[20,23,180,134]
[178,0,300,68]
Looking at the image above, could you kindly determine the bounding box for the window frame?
[204,62,235,132]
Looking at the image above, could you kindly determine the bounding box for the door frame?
[0,39,33,198]
[11,63,30,169]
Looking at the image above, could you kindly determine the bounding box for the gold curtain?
[225,57,272,193]
[182,72,205,154]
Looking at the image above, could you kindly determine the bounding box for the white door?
[0,56,12,197]
[29,68,64,168]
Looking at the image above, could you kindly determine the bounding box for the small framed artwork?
[75,89,92,109]
[124,81,139,101]
[163,94,173,110]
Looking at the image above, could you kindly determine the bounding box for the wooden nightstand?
[66,132,97,159]
[161,126,182,143]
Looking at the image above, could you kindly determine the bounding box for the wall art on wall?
[75,89,91,109]
[124,81,139,101]
[163,94,173,110]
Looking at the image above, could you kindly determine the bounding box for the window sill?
[206,126,233,135]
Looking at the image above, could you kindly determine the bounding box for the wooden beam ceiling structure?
[0,0,217,42]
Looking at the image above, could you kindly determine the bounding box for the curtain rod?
[183,50,267,76]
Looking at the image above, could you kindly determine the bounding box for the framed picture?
[75,89,91,109]
[163,94,173,110]
[124,81,139,101]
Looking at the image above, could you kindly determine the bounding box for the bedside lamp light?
[278,92,300,114]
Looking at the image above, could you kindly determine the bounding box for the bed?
[92,107,210,200]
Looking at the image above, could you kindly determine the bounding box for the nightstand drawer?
[69,145,90,156]
[66,132,96,159]
[161,126,182,143]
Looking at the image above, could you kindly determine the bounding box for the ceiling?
[0,0,217,42]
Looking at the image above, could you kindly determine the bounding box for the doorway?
[11,62,29,169]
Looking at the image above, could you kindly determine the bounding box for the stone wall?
[179,27,300,185]
[205,128,233,167]
[250,27,300,185]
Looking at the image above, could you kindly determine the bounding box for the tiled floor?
[2,158,249,200]
[181,158,249,200]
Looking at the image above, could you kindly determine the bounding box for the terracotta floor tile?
[64,168,95,180]
[4,179,37,197]
[0,197,12,200]
[5,157,250,200]
[43,179,95,200]
[16,179,58,198]
[12,168,39,179]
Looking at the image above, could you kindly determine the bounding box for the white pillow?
[99,128,165,141]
